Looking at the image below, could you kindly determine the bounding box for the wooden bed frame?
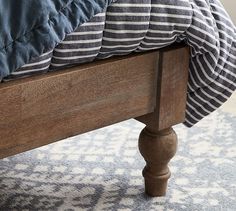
[0,44,189,197]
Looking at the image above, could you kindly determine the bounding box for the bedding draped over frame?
[0,0,235,127]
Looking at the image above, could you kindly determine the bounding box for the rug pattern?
[0,110,236,210]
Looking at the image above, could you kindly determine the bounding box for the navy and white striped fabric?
[4,0,236,127]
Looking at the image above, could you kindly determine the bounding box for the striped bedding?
[3,0,236,127]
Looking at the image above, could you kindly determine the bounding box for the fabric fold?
[0,0,114,80]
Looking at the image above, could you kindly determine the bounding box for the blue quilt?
[0,0,114,79]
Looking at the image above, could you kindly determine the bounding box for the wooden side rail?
[0,51,159,159]
[0,44,189,197]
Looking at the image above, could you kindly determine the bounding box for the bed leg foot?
[138,127,177,197]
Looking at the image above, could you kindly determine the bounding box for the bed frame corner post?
[136,44,189,197]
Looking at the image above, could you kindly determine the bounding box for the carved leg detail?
[138,127,177,197]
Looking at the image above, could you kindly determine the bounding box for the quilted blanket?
[0,0,236,127]
[0,0,113,78]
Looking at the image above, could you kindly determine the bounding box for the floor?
[220,92,236,116]
[1,107,236,210]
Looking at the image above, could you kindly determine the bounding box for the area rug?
[0,110,236,210]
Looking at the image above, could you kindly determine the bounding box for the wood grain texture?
[136,45,189,130]
[139,127,177,196]
[0,52,159,159]
[136,45,189,197]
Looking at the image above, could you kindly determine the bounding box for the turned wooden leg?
[138,126,177,197]
[136,45,189,196]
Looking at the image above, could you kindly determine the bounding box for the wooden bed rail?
[0,51,159,159]
[0,44,189,197]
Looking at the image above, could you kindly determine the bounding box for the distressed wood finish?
[136,45,189,196]
[136,46,189,131]
[0,52,159,159]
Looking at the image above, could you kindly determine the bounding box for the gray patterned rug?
[0,110,236,211]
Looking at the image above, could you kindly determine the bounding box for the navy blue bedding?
[0,0,114,79]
